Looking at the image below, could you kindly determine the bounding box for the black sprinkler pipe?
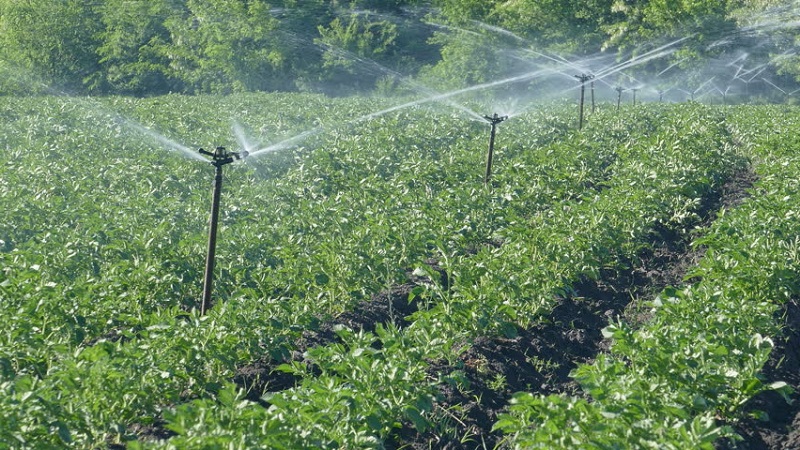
[199,146,246,315]
[574,73,593,130]
[484,113,508,185]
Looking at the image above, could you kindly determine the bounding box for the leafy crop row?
[495,106,800,448]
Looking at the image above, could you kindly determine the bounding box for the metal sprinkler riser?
[484,113,508,185]
[199,146,246,316]
[574,73,594,130]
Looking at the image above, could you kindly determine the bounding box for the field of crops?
[1,93,799,449]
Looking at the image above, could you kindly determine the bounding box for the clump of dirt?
[108,420,176,449]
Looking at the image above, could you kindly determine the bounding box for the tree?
[93,0,187,95]
[163,0,286,94]
[494,0,618,53]
[0,0,102,93]
[314,14,400,94]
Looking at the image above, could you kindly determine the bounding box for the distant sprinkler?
[631,87,640,106]
[484,113,508,185]
[198,146,247,315]
[590,79,596,114]
[657,89,665,102]
[574,73,594,130]
[677,88,695,102]
[615,86,625,112]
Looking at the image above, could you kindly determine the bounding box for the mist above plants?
[1,0,800,104]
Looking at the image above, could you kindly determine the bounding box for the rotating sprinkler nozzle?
[198,146,245,315]
[574,73,594,130]
[484,113,508,185]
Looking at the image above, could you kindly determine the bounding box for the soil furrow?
[125,167,757,448]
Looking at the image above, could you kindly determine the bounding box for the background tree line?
[0,0,798,98]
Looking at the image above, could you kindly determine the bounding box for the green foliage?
[0,93,797,448]
[0,0,102,92]
[495,104,800,448]
[494,0,618,52]
[92,0,185,95]
[3,0,800,96]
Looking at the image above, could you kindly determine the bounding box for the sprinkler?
[198,146,247,315]
[631,87,640,105]
[657,89,665,102]
[590,79,596,114]
[484,113,507,185]
[574,73,594,130]
[615,86,625,112]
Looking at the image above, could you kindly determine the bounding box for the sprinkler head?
[484,113,508,125]
[199,146,246,166]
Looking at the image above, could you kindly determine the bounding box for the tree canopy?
[0,0,798,98]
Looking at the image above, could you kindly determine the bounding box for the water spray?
[484,113,508,185]
[574,73,594,130]
[199,146,247,315]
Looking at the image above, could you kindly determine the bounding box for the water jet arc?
[199,146,247,315]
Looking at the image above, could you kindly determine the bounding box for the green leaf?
[404,406,428,433]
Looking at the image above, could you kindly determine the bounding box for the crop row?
[129,105,745,448]
[0,94,620,446]
[495,105,800,448]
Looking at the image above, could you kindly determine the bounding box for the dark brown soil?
[386,272,644,449]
